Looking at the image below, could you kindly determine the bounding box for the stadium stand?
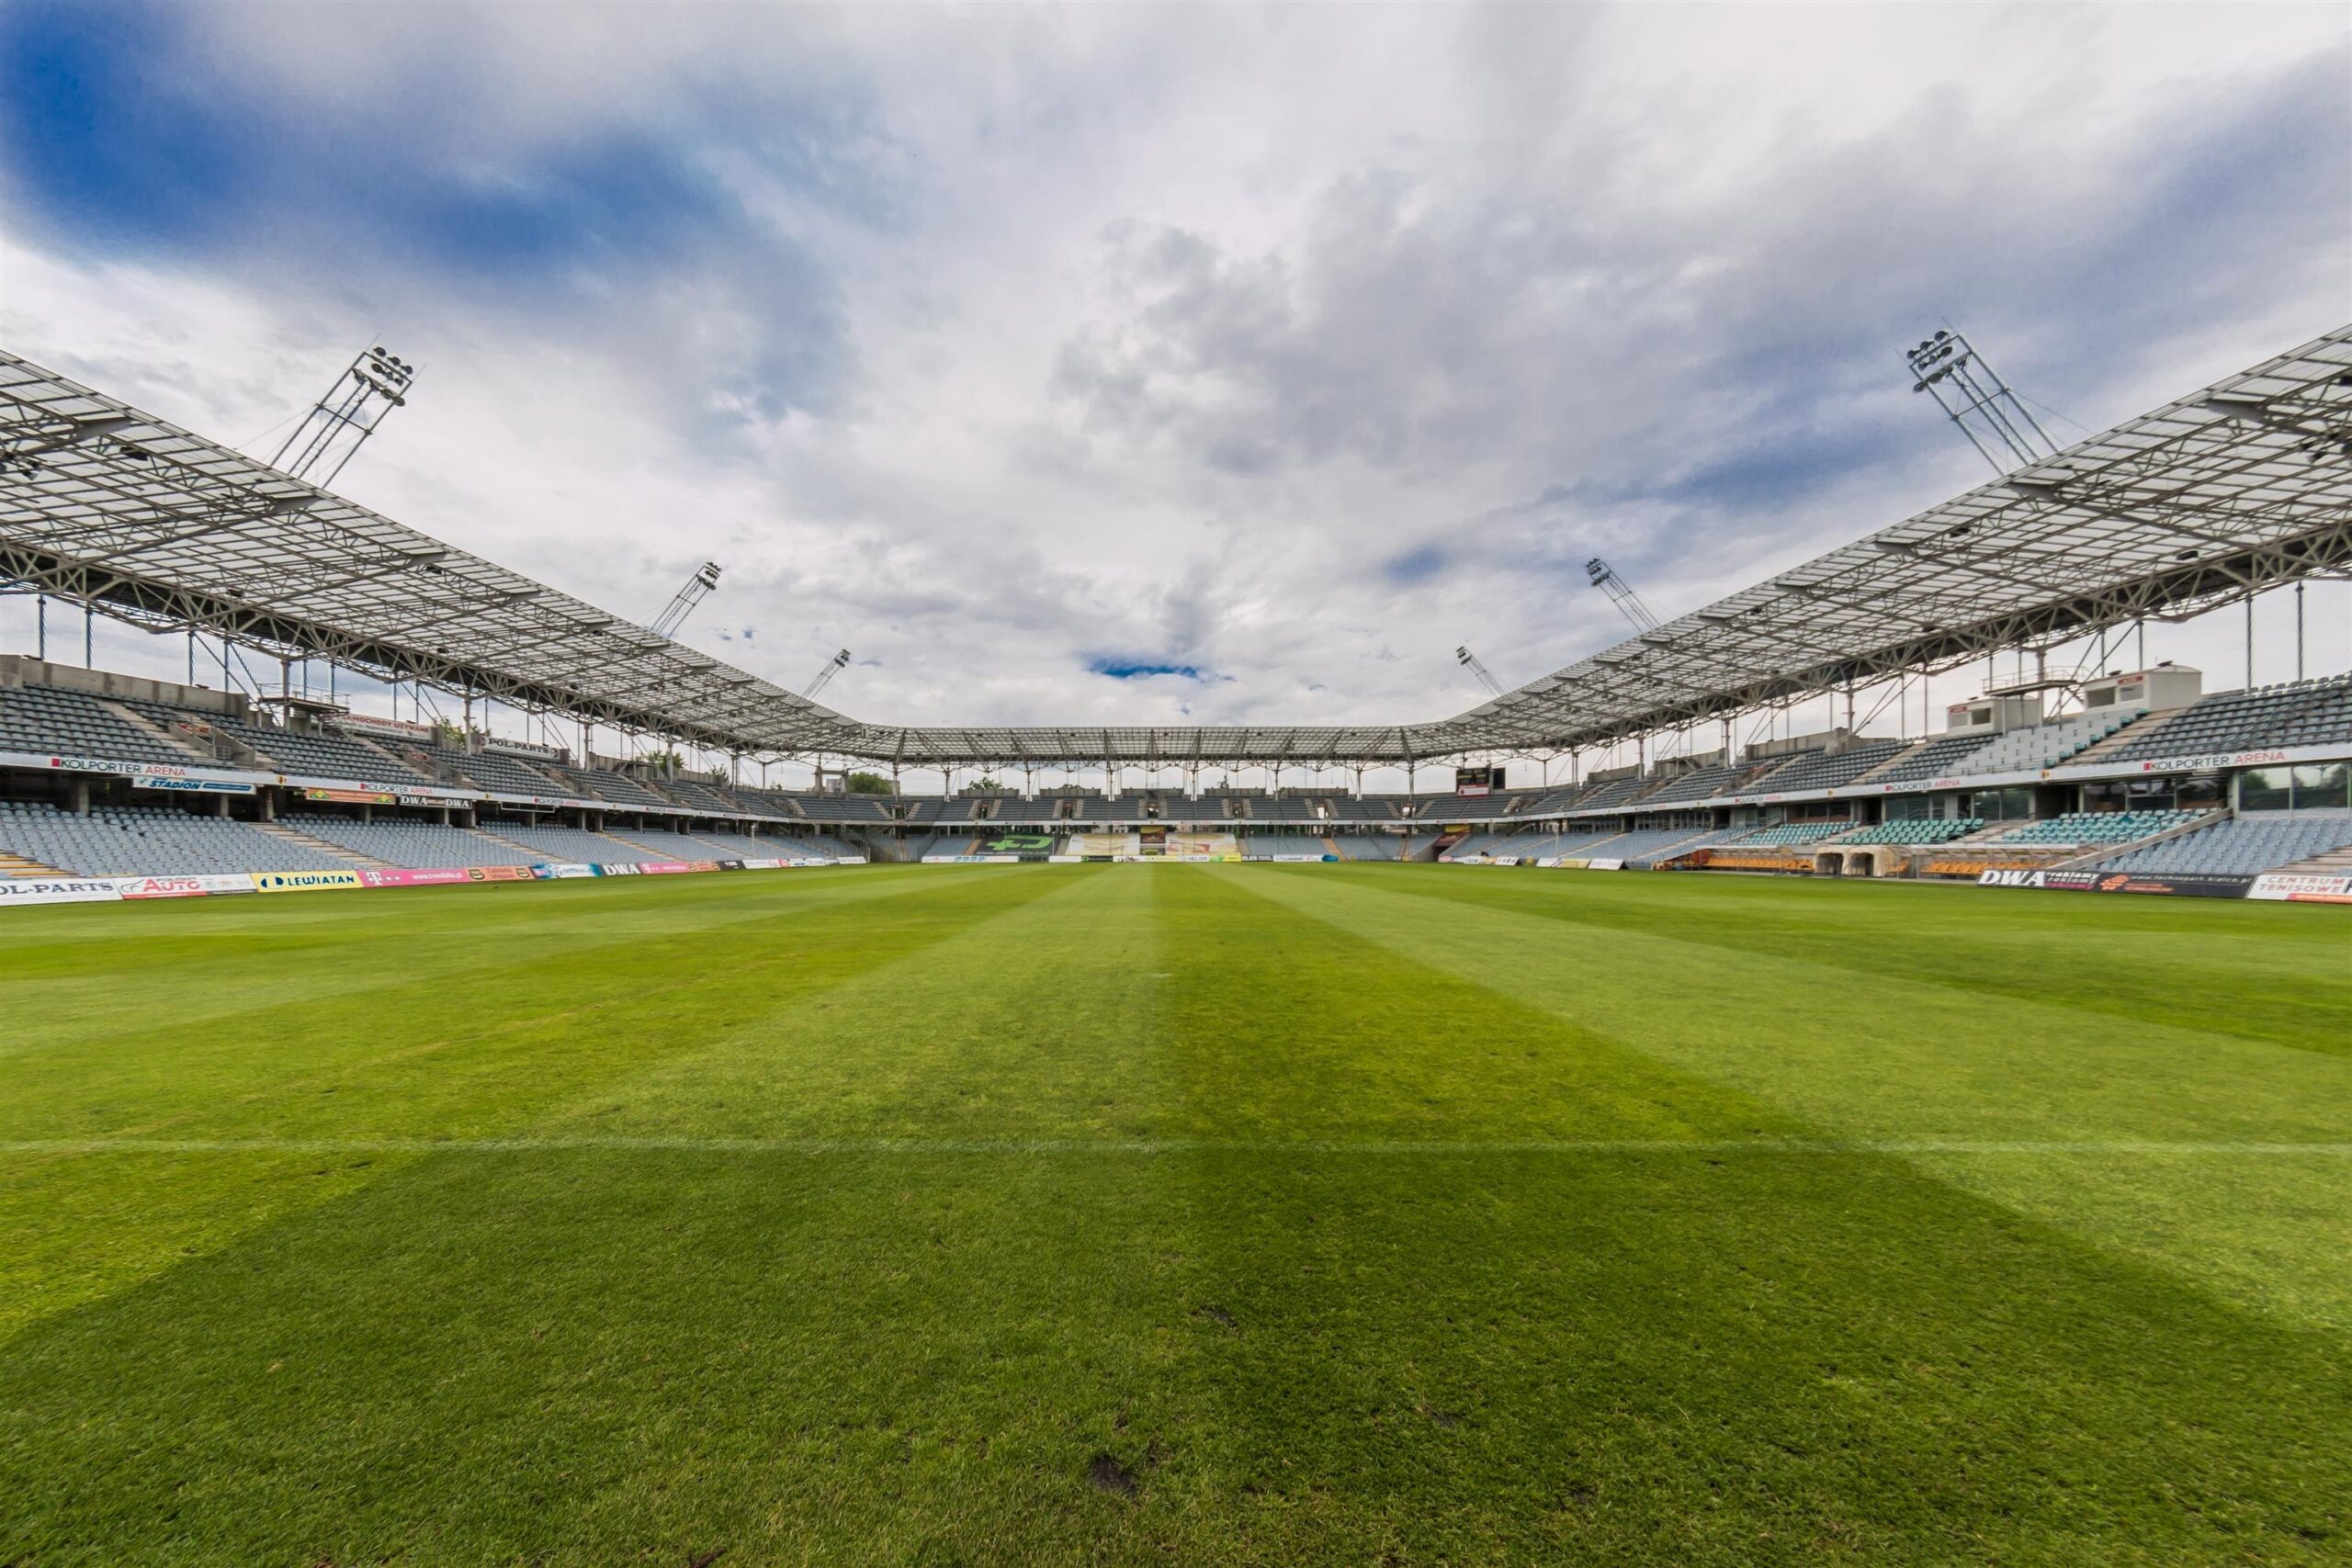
[1750,739,1907,793]
[1858,732,1999,785]
[543,763,672,807]
[2090,813,2352,875]
[1330,834,1401,860]
[1737,822,1853,847]
[1940,711,2144,777]
[1994,809,2205,846]
[401,742,562,796]
[655,778,739,813]
[793,793,894,824]
[614,829,730,860]
[1573,775,1651,811]
[0,802,352,875]
[1621,827,1752,865]
[689,830,792,859]
[2107,676,2352,761]
[1639,762,1746,806]
[281,814,540,868]
[223,719,431,783]
[478,823,670,864]
[1833,818,1985,845]
[0,686,201,766]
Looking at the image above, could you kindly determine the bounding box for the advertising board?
[2247,873,2352,904]
[117,874,254,899]
[250,869,365,893]
[134,777,255,795]
[0,877,125,907]
[1975,868,2252,897]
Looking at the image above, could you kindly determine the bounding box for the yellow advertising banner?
[249,869,366,894]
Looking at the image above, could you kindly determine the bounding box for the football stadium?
[3,6,2350,1565]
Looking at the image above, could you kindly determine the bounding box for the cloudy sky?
[0,2,2345,783]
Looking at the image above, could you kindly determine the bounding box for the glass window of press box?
[2236,763,2352,813]
[2078,774,2224,814]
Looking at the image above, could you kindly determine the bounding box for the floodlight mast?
[806,648,851,699]
[1454,645,1504,696]
[650,561,722,637]
[1584,558,1660,633]
[1905,328,2057,475]
[270,344,415,485]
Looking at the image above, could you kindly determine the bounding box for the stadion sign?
[134,776,255,795]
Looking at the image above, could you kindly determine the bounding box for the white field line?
[3,1136,2349,1157]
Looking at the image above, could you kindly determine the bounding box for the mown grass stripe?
[6,1136,2350,1156]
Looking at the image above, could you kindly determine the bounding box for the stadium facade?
[1,329,2347,903]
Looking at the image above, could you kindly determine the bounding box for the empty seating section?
[1575,776,1648,810]
[1157,795,1225,822]
[1642,763,1742,805]
[546,765,670,807]
[0,802,350,874]
[1253,796,1320,822]
[1834,818,1984,845]
[608,828,726,860]
[1621,827,1752,865]
[900,797,962,825]
[1589,827,1713,863]
[992,797,1060,824]
[443,749,565,796]
[690,830,791,859]
[1947,712,2143,777]
[1331,834,1401,860]
[793,793,893,823]
[2110,677,2352,760]
[1737,822,1852,847]
[281,815,539,868]
[0,687,194,766]
[1446,831,1548,858]
[2094,813,2352,875]
[1862,733,1996,785]
[656,779,738,813]
[229,721,427,783]
[1512,787,1583,815]
[1995,809,2203,846]
[717,789,793,820]
[478,823,667,863]
[1750,739,1906,794]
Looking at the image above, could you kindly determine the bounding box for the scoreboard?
[1454,765,1506,795]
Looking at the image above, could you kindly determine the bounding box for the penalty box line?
[4,1137,2351,1156]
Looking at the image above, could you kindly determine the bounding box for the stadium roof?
[3,328,2346,766]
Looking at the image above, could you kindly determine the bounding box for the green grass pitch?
[2,863,2347,1564]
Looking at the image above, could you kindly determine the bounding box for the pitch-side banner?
[1975,868,2253,897]
[250,869,366,894]
[117,874,255,899]
[2248,872,2352,903]
[0,877,128,907]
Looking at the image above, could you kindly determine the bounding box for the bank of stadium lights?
[1584,558,1661,635]
[269,344,415,487]
[805,649,852,700]
[1454,646,1504,697]
[650,561,723,638]
[1905,329,2056,476]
